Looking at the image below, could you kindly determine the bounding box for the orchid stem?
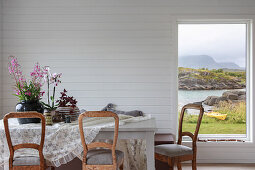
[47,76,50,106]
[52,80,56,108]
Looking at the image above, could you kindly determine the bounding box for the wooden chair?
[155,103,204,170]
[79,111,124,170]
[4,112,54,170]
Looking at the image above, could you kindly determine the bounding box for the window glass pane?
[178,24,246,135]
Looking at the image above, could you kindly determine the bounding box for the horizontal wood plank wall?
[2,0,255,134]
[2,0,255,164]
[1,0,178,133]
[0,0,3,117]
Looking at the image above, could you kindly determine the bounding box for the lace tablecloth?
[0,114,151,168]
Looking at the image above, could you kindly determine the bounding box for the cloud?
[178,24,246,67]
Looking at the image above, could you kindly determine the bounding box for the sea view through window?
[178,23,247,136]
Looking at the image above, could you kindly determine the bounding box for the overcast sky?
[178,24,246,67]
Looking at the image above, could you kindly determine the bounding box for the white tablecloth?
[0,114,151,168]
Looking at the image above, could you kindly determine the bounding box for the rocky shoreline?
[179,78,245,90]
[178,68,245,90]
[203,90,246,106]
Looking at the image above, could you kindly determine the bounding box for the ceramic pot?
[44,112,53,125]
[16,100,44,124]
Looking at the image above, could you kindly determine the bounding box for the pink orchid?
[8,56,26,87]
[30,63,45,88]
[25,91,31,96]
[16,91,20,95]
[8,56,46,101]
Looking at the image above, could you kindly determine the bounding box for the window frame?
[177,19,253,141]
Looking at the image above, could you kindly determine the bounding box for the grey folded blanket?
[101,103,144,117]
[101,103,115,111]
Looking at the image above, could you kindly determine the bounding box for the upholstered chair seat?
[86,149,124,165]
[13,156,41,166]
[155,144,193,157]
[155,103,204,170]
[4,112,55,170]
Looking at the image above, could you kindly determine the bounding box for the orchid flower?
[8,56,45,101]
[43,66,62,111]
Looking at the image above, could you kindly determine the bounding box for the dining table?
[0,114,156,170]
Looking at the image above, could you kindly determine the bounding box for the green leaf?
[41,102,52,108]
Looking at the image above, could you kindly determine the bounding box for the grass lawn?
[183,122,246,134]
[181,101,246,134]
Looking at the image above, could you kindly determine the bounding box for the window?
[178,21,251,140]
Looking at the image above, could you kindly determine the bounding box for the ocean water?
[178,89,229,106]
[178,89,244,113]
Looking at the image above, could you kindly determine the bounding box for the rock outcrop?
[178,68,245,90]
[203,90,246,106]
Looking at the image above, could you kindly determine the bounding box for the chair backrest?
[177,103,204,146]
[78,111,119,166]
[3,112,46,167]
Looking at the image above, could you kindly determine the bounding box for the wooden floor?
[181,164,255,170]
[53,162,255,170]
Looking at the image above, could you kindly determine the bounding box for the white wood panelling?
[0,0,178,134]
[2,0,255,164]
[2,0,255,133]
[0,0,3,117]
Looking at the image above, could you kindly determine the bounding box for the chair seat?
[13,156,41,166]
[155,144,193,157]
[86,149,124,165]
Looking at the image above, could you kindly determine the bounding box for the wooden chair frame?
[3,112,51,170]
[155,103,204,170]
[78,111,124,170]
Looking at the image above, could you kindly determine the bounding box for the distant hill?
[179,55,243,70]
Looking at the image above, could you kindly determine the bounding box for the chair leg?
[177,162,182,170]
[120,163,124,170]
[168,158,174,170]
[192,159,196,170]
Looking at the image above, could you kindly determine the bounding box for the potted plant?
[41,66,62,124]
[8,56,45,124]
[56,89,80,121]
[42,67,62,112]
